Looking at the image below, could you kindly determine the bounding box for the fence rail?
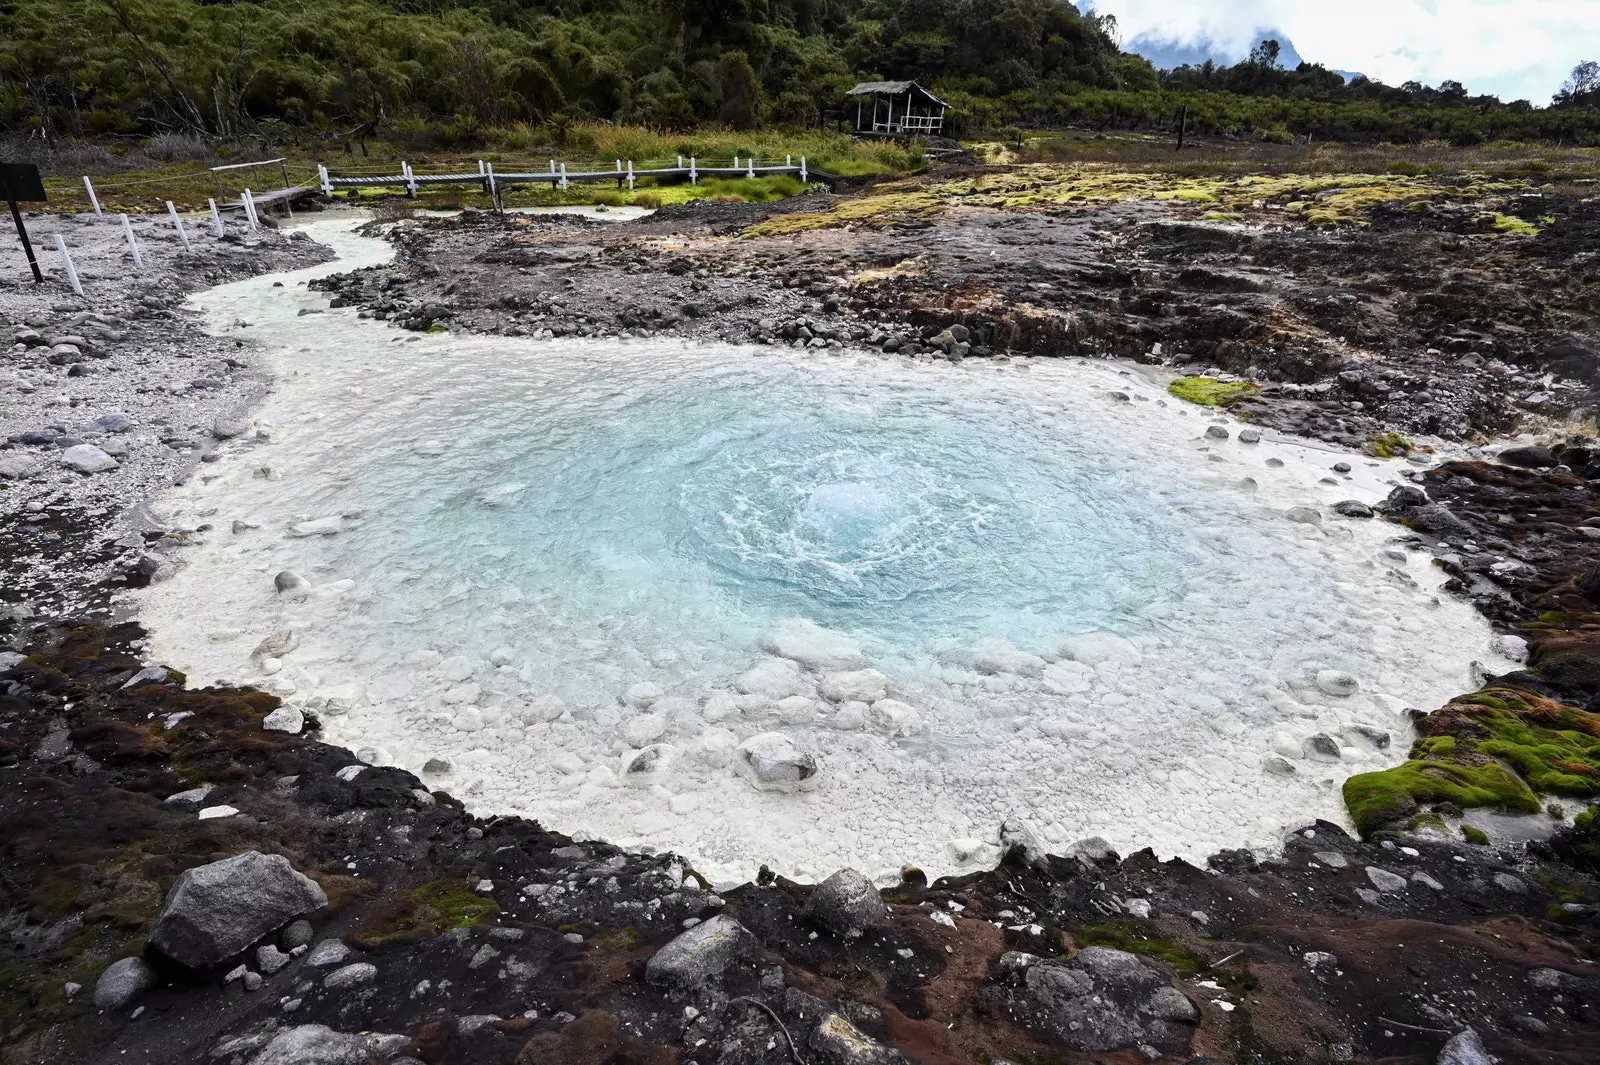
[317,155,811,199]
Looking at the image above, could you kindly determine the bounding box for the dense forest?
[1,0,1597,146]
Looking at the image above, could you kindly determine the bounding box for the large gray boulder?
[246,1025,370,1065]
[986,947,1199,1053]
[148,851,327,970]
[805,868,887,938]
[1437,1028,1492,1065]
[643,914,757,989]
[93,956,155,1011]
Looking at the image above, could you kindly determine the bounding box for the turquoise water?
[142,217,1505,882]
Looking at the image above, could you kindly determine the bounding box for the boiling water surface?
[142,217,1508,884]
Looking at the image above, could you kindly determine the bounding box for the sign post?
[0,162,47,284]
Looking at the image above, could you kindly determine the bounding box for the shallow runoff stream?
[139,215,1511,886]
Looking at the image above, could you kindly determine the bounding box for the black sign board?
[1,163,46,202]
[0,161,46,284]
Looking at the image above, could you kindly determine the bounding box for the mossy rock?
[349,878,500,948]
[1167,376,1260,407]
[1461,825,1490,845]
[1369,431,1413,458]
[1343,686,1600,836]
[1343,758,1538,838]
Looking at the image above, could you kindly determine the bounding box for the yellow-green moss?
[1461,824,1490,845]
[1369,431,1413,458]
[1343,758,1539,838]
[1491,213,1538,235]
[1167,376,1260,407]
[349,879,499,948]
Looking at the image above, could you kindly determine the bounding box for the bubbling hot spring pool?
[141,218,1511,885]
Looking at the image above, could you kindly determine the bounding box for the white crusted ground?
[138,218,1514,887]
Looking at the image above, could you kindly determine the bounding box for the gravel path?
[0,206,333,618]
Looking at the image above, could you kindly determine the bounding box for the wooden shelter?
[845,81,948,136]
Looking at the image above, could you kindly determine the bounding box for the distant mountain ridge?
[1125,27,1304,71]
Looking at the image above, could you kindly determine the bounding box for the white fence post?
[800,156,807,182]
[242,188,259,231]
[559,163,568,191]
[746,156,756,179]
[690,157,697,185]
[208,198,224,236]
[626,161,635,190]
[82,176,103,216]
[166,201,192,252]
[119,213,143,269]
[486,162,499,212]
[318,164,332,195]
[677,154,683,168]
[54,234,83,296]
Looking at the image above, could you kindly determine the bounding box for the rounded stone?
[805,868,887,937]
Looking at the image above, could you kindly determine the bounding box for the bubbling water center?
[141,217,1510,885]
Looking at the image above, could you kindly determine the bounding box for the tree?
[716,50,761,128]
[1554,60,1600,108]
[1249,38,1281,68]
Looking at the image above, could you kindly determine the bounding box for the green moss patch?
[1071,922,1205,977]
[1369,431,1413,458]
[1461,825,1489,845]
[349,878,499,948]
[1343,687,1600,836]
[1167,376,1260,407]
[1491,213,1538,236]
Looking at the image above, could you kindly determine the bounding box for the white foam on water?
[139,217,1512,886]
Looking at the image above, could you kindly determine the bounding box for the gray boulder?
[61,444,118,473]
[148,851,328,970]
[246,1025,370,1065]
[93,956,156,1011]
[643,914,757,989]
[1437,1028,1492,1065]
[1497,445,1555,469]
[805,868,887,938]
[986,947,1198,1053]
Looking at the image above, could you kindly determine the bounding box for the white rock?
[287,516,342,537]
[702,692,740,722]
[1041,661,1093,695]
[819,669,888,703]
[61,444,118,474]
[262,707,304,734]
[971,640,1045,677]
[1060,632,1142,667]
[623,713,667,748]
[1315,669,1359,697]
[452,709,484,733]
[689,727,739,768]
[1494,634,1529,663]
[619,743,673,781]
[1285,506,1322,524]
[775,695,819,723]
[830,702,868,730]
[625,682,663,708]
[736,657,809,700]
[198,805,240,820]
[866,699,920,737]
[763,619,866,669]
[735,732,819,792]
[521,694,566,723]
[440,655,476,682]
[1270,732,1304,760]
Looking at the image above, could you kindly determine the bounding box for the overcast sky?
[1090,0,1600,102]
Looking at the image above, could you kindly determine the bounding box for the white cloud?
[1092,0,1600,102]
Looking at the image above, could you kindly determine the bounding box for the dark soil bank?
[5,183,1600,1065]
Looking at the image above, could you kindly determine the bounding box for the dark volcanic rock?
[987,947,1198,1053]
[148,851,328,969]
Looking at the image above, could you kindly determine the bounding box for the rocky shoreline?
[3,183,1600,1064]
